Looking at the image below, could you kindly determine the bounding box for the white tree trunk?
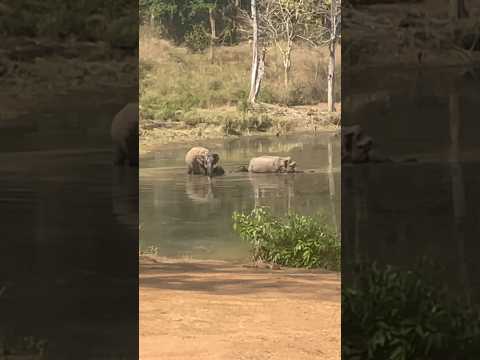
[327,0,337,112]
[209,7,217,63]
[328,43,336,112]
[249,0,260,103]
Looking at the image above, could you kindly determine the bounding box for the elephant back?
[248,156,283,173]
[185,146,210,164]
[111,103,139,142]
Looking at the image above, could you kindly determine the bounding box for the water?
[342,66,480,304]
[140,133,341,260]
[0,93,138,358]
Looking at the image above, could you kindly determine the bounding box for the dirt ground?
[140,256,341,360]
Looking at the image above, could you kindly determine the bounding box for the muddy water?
[343,67,480,303]
[140,133,341,260]
[0,94,138,359]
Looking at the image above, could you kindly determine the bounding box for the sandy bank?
[140,256,340,360]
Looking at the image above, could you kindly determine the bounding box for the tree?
[248,0,265,103]
[309,0,341,112]
[449,0,468,19]
[261,0,318,93]
[326,0,340,112]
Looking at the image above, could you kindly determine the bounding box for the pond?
[140,132,341,261]
[0,93,138,358]
[342,66,480,303]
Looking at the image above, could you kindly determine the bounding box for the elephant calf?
[185,146,224,177]
[248,156,297,173]
[111,102,139,167]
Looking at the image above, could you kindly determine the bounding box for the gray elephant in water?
[341,125,374,163]
[185,146,224,177]
[111,102,139,167]
[248,156,297,173]
[341,125,416,163]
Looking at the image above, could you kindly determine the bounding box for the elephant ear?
[211,153,220,165]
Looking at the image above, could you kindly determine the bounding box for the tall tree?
[449,0,468,19]
[248,0,265,103]
[326,0,340,112]
[261,0,317,93]
[310,0,341,112]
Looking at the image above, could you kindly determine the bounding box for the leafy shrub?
[343,263,480,359]
[232,207,340,270]
[244,115,273,132]
[184,24,210,53]
[222,116,242,135]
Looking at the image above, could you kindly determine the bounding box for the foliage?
[140,0,241,45]
[232,207,340,270]
[222,114,273,135]
[0,0,136,43]
[184,24,211,52]
[343,263,480,359]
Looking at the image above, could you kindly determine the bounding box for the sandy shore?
[140,256,341,360]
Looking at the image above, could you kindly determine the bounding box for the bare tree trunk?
[209,7,217,63]
[254,47,266,100]
[327,0,337,112]
[328,42,336,112]
[449,0,468,19]
[249,0,260,103]
[449,91,470,304]
[283,47,292,94]
[150,12,155,28]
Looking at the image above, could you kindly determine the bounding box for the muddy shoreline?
[139,103,341,156]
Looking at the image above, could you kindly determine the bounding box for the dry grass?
[140,26,341,122]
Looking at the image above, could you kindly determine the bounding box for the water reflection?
[343,66,480,304]
[0,97,138,359]
[140,133,341,260]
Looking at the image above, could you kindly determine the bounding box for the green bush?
[343,263,480,359]
[232,207,340,270]
[184,24,210,53]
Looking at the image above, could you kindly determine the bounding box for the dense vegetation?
[139,0,341,128]
[232,207,340,270]
[343,263,480,359]
[0,0,137,45]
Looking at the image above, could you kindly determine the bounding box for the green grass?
[232,207,340,270]
[343,262,480,359]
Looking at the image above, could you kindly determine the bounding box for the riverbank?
[0,36,137,122]
[140,255,340,360]
[139,103,340,155]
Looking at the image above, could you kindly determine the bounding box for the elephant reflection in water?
[248,173,296,211]
[185,176,221,208]
[112,166,138,229]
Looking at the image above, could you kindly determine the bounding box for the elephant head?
[341,125,373,163]
[281,157,297,172]
[185,146,222,177]
[204,153,220,178]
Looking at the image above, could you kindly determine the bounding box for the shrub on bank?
[232,207,340,270]
[343,263,480,359]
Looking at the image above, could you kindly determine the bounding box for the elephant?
[247,156,297,173]
[111,102,139,167]
[341,125,374,163]
[341,125,417,164]
[185,146,223,177]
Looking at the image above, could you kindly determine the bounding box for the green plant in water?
[342,262,480,360]
[232,207,340,270]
